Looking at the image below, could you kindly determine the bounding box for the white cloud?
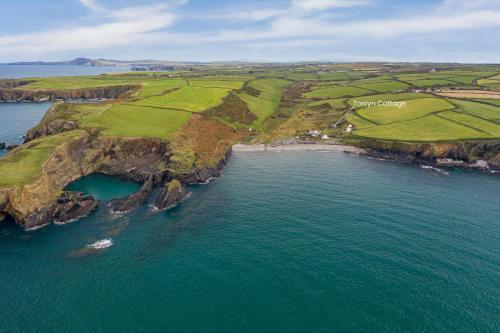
[79,0,104,12]
[291,0,370,11]
[1,0,499,62]
[0,1,179,60]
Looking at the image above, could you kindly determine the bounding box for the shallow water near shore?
[1,151,499,332]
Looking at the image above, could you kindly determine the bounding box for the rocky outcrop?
[153,179,190,211]
[0,142,5,149]
[23,192,97,230]
[0,132,172,229]
[0,80,34,89]
[358,140,500,171]
[25,119,77,142]
[108,176,154,214]
[6,144,19,151]
[0,84,138,102]
[179,148,232,184]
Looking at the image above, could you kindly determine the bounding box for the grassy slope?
[354,115,488,141]
[438,111,500,136]
[134,86,231,112]
[137,79,186,99]
[304,86,373,99]
[19,76,142,90]
[356,98,454,124]
[2,67,500,191]
[238,78,290,128]
[0,131,85,188]
[308,98,347,109]
[80,104,192,139]
[450,99,500,121]
[352,81,410,93]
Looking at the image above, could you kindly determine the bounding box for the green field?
[354,115,489,141]
[0,131,85,187]
[137,79,186,99]
[404,79,456,87]
[285,73,318,81]
[1,63,500,192]
[134,86,232,112]
[304,86,373,99]
[470,99,500,107]
[20,76,140,90]
[450,99,500,121]
[352,81,410,93]
[308,98,347,109]
[356,98,454,124]
[80,104,192,138]
[317,72,350,81]
[237,78,290,127]
[187,79,244,89]
[347,92,431,106]
[437,111,500,136]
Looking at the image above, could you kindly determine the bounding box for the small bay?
[0,151,498,332]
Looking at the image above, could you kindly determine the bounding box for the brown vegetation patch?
[281,81,312,107]
[242,85,261,97]
[204,92,257,125]
[172,115,248,168]
[436,89,500,99]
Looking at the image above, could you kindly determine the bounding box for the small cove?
[65,174,141,201]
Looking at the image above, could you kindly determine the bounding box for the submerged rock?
[23,192,97,230]
[108,176,154,214]
[153,179,190,211]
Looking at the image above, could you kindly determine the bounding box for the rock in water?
[154,179,190,211]
[108,176,154,214]
[0,142,5,149]
[23,192,97,230]
[6,144,19,151]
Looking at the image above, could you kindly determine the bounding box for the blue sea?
[0,67,499,332]
[0,64,128,79]
[0,102,51,156]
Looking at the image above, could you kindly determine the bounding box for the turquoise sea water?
[66,174,141,201]
[1,151,499,332]
[0,102,51,157]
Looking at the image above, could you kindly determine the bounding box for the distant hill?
[8,57,109,66]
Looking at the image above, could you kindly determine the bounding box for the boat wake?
[86,239,113,249]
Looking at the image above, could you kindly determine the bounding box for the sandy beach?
[232,143,366,154]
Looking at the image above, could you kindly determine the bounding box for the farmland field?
[450,99,500,121]
[134,86,232,112]
[1,63,499,177]
[80,104,192,138]
[353,115,489,141]
[352,80,410,93]
[304,86,373,99]
[237,78,290,127]
[355,98,454,124]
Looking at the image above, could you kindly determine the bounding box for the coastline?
[232,143,366,154]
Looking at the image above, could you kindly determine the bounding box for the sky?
[0,0,500,63]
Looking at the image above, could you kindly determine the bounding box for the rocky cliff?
[0,84,138,102]
[358,140,500,170]
[0,131,172,229]
[0,125,234,230]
